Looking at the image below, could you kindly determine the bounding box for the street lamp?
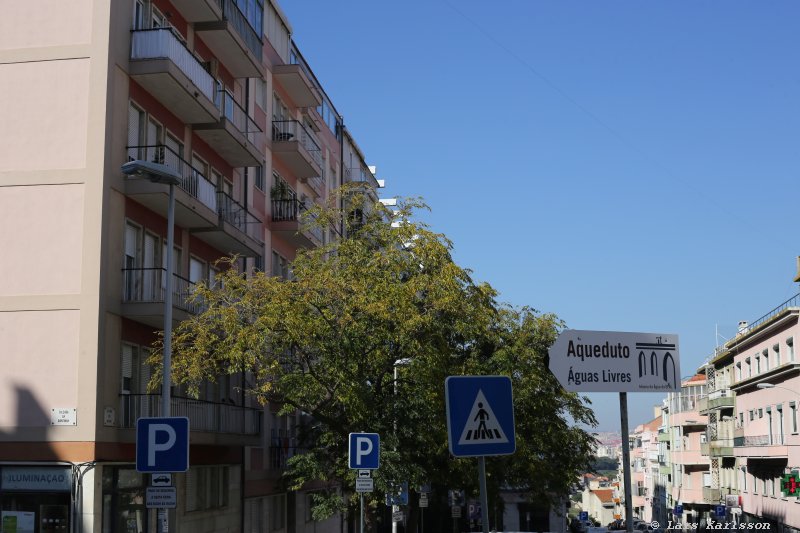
[121,159,181,419]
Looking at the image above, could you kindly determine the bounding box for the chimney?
[737,321,748,335]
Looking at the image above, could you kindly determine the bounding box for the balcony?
[125,145,219,229]
[271,120,323,180]
[121,268,204,327]
[703,487,721,504]
[658,432,671,442]
[709,438,735,457]
[193,191,263,256]
[272,45,321,108]
[168,0,222,22]
[195,90,262,167]
[195,0,263,78]
[270,198,323,248]
[734,434,789,458]
[659,464,671,475]
[129,29,219,124]
[119,394,261,435]
[701,389,735,412]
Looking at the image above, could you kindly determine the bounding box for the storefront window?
[102,467,148,533]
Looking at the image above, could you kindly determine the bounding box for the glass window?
[774,344,781,366]
[788,337,795,362]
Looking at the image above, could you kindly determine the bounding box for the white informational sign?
[50,408,77,426]
[451,505,462,518]
[355,478,374,492]
[419,493,429,508]
[2,511,35,533]
[146,487,177,509]
[548,330,681,392]
[151,473,172,487]
[1,467,71,492]
[392,511,404,522]
[358,469,371,478]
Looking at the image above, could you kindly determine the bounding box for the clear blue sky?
[282,1,800,431]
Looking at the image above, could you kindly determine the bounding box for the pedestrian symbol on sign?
[458,390,509,445]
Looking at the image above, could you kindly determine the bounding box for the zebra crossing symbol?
[457,390,509,445]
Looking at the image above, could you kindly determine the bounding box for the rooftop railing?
[271,120,323,169]
[747,293,800,332]
[120,393,261,435]
[126,144,217,212]
[130,28,215,101]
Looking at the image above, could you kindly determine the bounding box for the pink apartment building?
[727,298,800,532]
[0,1,383,532]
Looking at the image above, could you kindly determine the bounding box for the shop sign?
[1,467,71,492]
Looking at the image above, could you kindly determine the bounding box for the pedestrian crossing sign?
[445,376,516,457]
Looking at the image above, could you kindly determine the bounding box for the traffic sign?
[136,417,189,473]
[392,511,404,522]
[715,505,726,518]
[579,512,588,521]
[451,506,462,518]
[386,481,409,506]
[419,493,429,508]
[348,433,380,469]
[146,487,177,509]
[358,469,371,478]
[418,483,431,493]
[548,330,681,392]
[445,376,515,457]
[675,505,683,515]
[150,473,172,487]
[355,478,374,492]
[449,489,465,506]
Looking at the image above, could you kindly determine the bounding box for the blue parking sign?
[579,512,588,521]
[715,505,726,518]
[675,505,683,515]
[136,417,190,473]
[348,433,380,469]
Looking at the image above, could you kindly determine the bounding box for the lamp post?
[122,159,181,533]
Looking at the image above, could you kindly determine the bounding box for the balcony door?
[142,232,160,301]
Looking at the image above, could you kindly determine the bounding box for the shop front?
[0,465,72,533]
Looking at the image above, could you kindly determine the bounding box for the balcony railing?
[126,145,217,212]
[272,120,323,169]
[747,292,800,332]
[271,198,324,244]
[218,0,262,61]
[130,28,215,102]
[733,434,785,446]
[119,394,261,435]
[217,191,263,243]
[122,268,205,314]
[215,89,261,140]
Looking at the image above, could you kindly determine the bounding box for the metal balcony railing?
[215,89,261,140]
[747,292,800,332]
[218,0,262,62]
[122,268,205,314]
[125,145,217,212]
[271,198,324,243]
[271,120,323,169]
[709,389,732,400]
[289,42,315,85]
[733,434,785,446]
[130,28,215,101]
[120,394,261,435]
[217,191,263,243]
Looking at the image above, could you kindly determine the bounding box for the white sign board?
[51,408,77,426]
[548,330,681,392]
[355,478,374,492]
[419,493,429,508]
[451,505,462,518]
[392,511,404,522]
[146,487,177,509]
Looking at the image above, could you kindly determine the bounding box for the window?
[185,466,229,512]
[244,498,265,533]
[774,344,781,366]
[254,165,265,191]
[791,402,797,434]
[749,410,754,422]
[127,102,145,160]
[254,254,264,272]
[759,408,763,419]
[788,337,795,362]
[133,0,145,29]
[739,412,744,427]
[746,358,752,377]
[272,251,289,280]
[755,355,761,374]
[269,494,286,531]
[736,362,742,382]
[265,3,290,61]
[763,349,769,372]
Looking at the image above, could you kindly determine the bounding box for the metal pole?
[478,456,489,533]
[620,393,634,533]
[360,493,364,533]
[158,183,176,533]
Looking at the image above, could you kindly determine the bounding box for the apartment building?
[0,1,383,532]
[627,416,661,523]
[658,374,711,528]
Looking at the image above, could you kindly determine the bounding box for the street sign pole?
[360,492,364,533]
[620,393,633,533]
[478,456,489,533]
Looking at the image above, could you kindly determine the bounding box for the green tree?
[157,191,596,527]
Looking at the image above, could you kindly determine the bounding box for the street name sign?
[348,433,380,469]
[548,330,681,392]
[445,376,515,457]
[136,417,190,473]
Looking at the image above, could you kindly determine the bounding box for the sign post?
[349,433,379,533]
[549,330,680,533]
[446,376,515,533]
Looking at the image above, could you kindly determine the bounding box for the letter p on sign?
[136,417,190,473]
[348,433,379,470]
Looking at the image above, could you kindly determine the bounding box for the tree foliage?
[158,190,597,520]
